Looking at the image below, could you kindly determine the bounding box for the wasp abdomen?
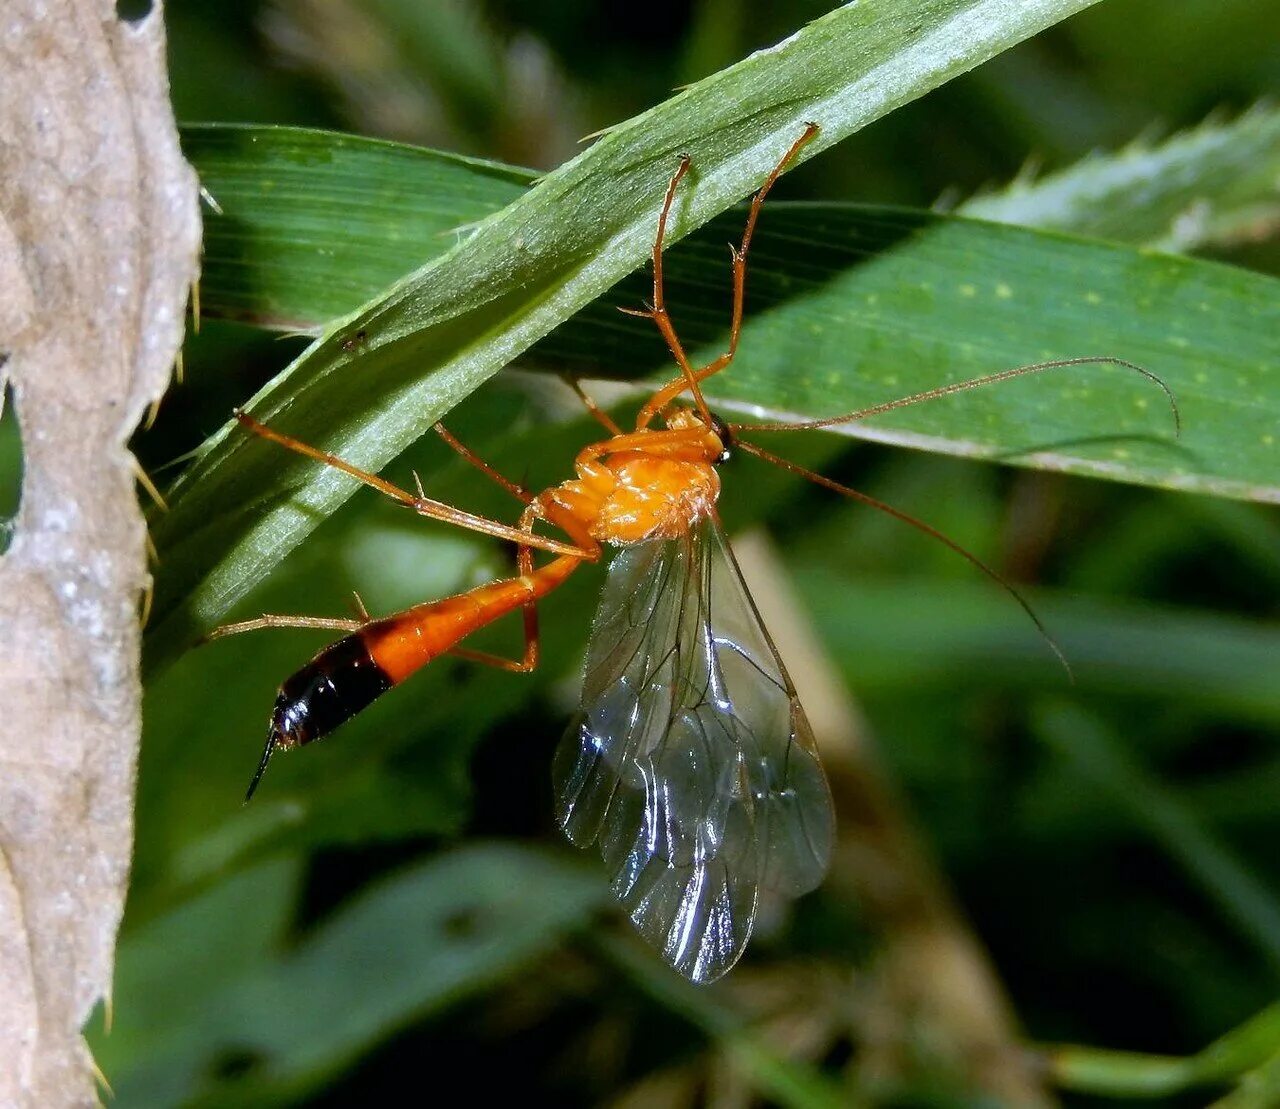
[271,633,394,751]
[243,633,394,801]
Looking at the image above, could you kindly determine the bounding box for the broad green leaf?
[150,0,1106,670]
[1031,701,1280,972]
[89,858,303,1106]
[792,572,1280,722]
[189,125,531,328]
[962,104,1280,251]
[187,105,1280,331]
[99,845,607,1106]
[185,125,1280,520]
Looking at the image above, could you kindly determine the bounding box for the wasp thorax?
[665,407,733,465]
[589,453,721,545]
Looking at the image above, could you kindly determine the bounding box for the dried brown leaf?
[0,2,200,1103]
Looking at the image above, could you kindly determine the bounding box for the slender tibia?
[735,437,1073,679]
[625,154,715,429]
[447,644,537,673]
[206,614,364,641]
[444,503,550,676]
[207,601,539,673]
[434,423,532,503]
[233,409,589,559]
[637,123,820,428]
[730,357,1180,436]
[517,503,540,672]
[563,376,623,435]
[719,122,820,369]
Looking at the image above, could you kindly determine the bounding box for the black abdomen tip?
[245,633,394,801]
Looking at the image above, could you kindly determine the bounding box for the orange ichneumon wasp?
[213,123,1178,983]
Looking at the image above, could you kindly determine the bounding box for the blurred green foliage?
[61,0,1280,1104]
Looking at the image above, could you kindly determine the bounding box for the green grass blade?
[1215,1050,1280,1109]
[187,124,1280,512]
[187,104,1280,333]
[797,573,1280,722]
[1196,1004,1280,1087]
[540,208,1273,498]
[188,124,533,329]
[1048,1000,1280,1098]
[101,845,606,1104]
[1031,701,1280,972]
[962,104,1280,251]
[151,0,1107,669]
[1046,1046,1198,1097]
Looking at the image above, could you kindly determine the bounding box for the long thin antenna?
[735,438,1073,679]
[729,357,1180,437]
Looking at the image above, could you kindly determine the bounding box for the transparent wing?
[554,515,834,982]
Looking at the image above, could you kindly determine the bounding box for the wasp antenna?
[730,357,1180,439]
[563,376,624,435]
[736,438,1074,679]
[243,729,278,804]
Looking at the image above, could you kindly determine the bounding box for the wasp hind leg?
[232,409,588,559]
[450,503,548,676]
[205,613,365,642]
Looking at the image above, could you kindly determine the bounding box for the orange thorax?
[583,451,721,545]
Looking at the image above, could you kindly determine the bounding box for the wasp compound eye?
[707,411,733,464]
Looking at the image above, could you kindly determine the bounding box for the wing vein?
[554,516,834,982]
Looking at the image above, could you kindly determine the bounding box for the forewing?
[554,516,833,982]
[699,519,834,899]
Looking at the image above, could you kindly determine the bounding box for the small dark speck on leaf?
[209,1047,265,1081]
[441,908,482,939]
